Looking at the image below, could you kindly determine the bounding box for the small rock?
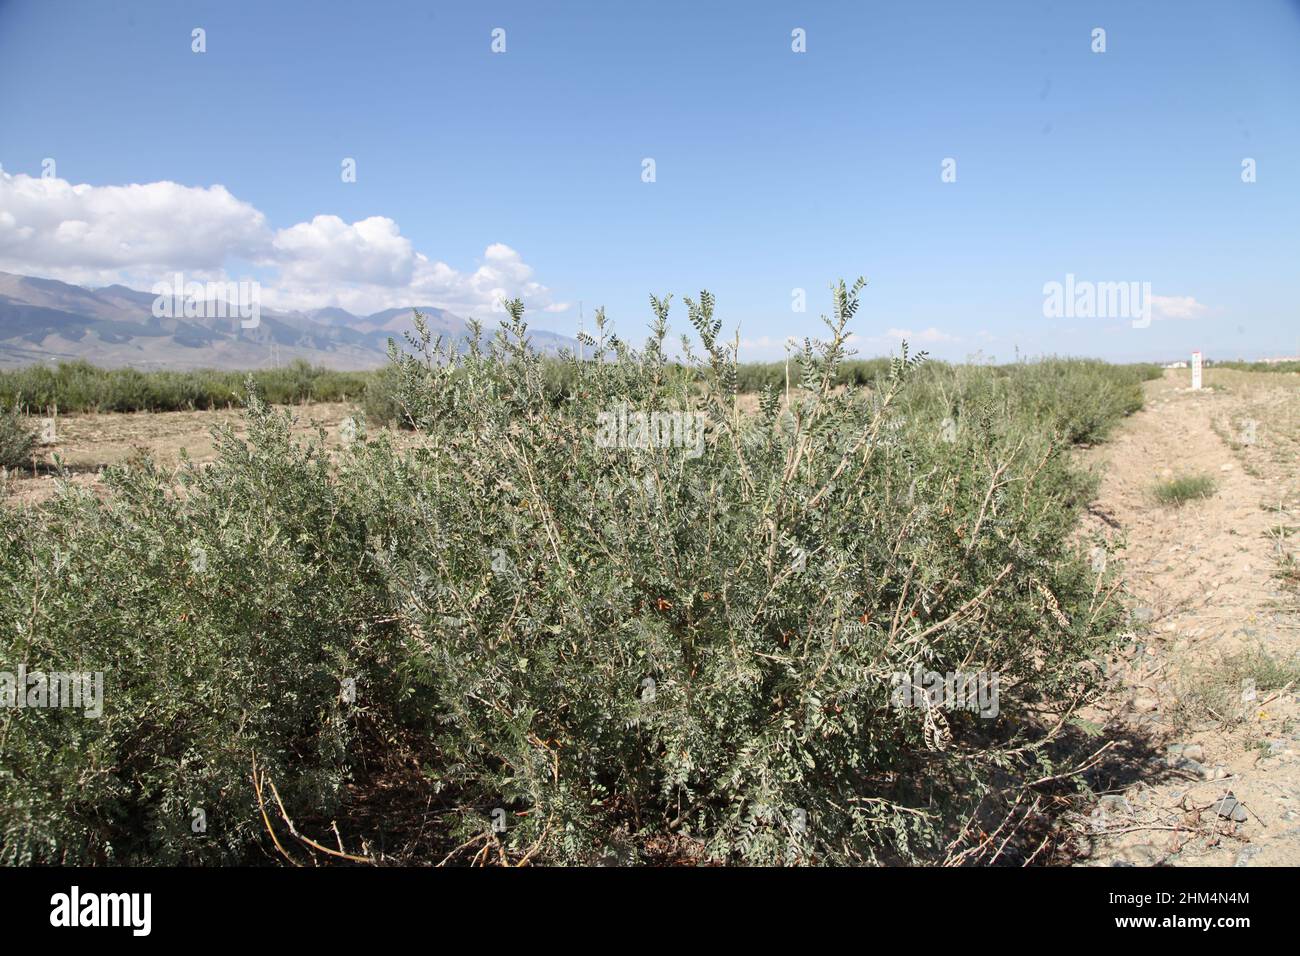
[1167,755,1209,779]
[1227,842,1258,868]
[1211,766,1230,780]
[1168,743,1205,762]
[1220,463,1234,472]
[1119,844,1161,866]
[1098,794,1131,814]
[1213,794,1249,823]
[1133,695,1160,713]
[1132,606,1155,624]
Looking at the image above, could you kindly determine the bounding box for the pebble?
[1234,846,1261,867]
[1133,695,1160,713]
[1098,794,1131,814]
[1119,844,1162,866]
[1214,795,1249,823]
[1167,755,1209,779]
[1168,743,1206,762]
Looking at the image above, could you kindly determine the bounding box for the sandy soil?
[1076,368,1300,867]
[2,402,359,506]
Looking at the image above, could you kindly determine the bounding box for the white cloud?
[0,171,559,316]
[0,172,266,285]
[736,335,807,358]
[1150,294,1210,321]
[272,215,416,288]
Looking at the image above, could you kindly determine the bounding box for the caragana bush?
[0,404,37,469]
[0,399,402,864]
[0,279,1132,865]
[993,358,1158,445]
[363,280,1127,864]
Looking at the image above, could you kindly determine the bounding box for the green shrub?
[1172,644,1300,730]
[0,359,372,414]
[1152,474,1216,507]
[0,406,37,469]
[0,398,403,864]
[361,363,412,429]
[991,358,1152,445]
[363,286,1127,864]
[0,282,1135,866]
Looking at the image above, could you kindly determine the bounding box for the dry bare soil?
[2,402,357,506]
[1076,367,1300,867]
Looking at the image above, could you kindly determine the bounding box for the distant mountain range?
[0,272,577,370]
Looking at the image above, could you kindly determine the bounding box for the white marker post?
[1191,351,1203,390]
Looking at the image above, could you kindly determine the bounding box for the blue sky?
[1,0,1297,362]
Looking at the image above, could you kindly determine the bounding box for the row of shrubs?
[1,350,1162,426]
[0,286,1145,865]
[0,359,373,414]
[1,356,904,423]
[1214,360,1300,374]
[362,351,907,424]
[363,329,1160,448]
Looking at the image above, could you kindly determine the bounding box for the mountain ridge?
[0,271,577,370]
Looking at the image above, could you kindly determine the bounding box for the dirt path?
[1075,370,1300,867]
